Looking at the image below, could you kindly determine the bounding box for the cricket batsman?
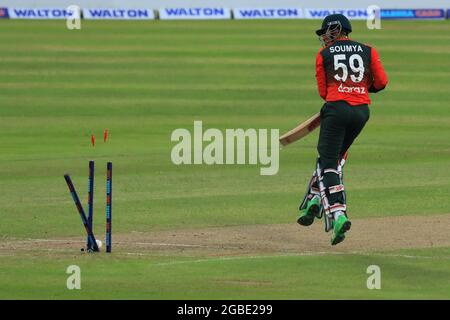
[297,14,388,245]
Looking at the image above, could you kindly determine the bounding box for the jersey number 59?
[333,54,365,83]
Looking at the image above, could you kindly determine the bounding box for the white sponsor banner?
[234,8,303,19]
[305,8,369,20]
[83,8,155,19]
[9,7,77,19]
[159,7,231,20]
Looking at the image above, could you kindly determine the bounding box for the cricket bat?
[279,112,321,146]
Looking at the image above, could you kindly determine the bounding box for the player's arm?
[369,47,388,93]
[315,51,327,99]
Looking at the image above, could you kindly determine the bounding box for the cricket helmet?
[315,14,352,36]
[315,14,352,46]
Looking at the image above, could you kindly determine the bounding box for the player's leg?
[297,172,322,226]
[316,101,352,245]
[318,102,347,208]
[328,105,369,243]
[298,151,348,227]
[297,103,337,227]
[298,102,346,227]
[340,105,370,158]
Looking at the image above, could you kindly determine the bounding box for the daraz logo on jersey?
[338,83,366,95]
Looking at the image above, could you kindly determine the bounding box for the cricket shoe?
[297,195,321,226]
[331,214,351,245]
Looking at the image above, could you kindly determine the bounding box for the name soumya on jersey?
[315,38,388,106]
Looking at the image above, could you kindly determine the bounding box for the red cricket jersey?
[315,38,388,105]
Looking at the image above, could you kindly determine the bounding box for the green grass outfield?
[0,19,450,299]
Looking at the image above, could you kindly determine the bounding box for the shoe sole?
[331,220,351,245]
[297,204,320,226]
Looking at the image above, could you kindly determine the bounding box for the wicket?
[64,160,113,253]
[87,160,94,249]
[64,174,99,252]
[106,162,112,253]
